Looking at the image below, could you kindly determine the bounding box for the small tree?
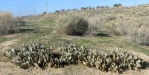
[43,11,47,15]
[96,6,100,9]
[55,10,60,13]
[65,16,89,36]
[113,3,122,7]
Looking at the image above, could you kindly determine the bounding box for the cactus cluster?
[4,43,53,69]
[4,44,148,73]
[94,51,145,72]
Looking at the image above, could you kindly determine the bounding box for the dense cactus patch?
[4,43,149,73]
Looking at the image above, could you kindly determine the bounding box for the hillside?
[0,4,149,75]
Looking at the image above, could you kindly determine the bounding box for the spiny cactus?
[4,43,149,73]
[4,43,53,69]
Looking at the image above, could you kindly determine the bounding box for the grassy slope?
[0,5,149,61]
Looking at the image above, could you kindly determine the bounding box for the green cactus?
[4,43,149,73]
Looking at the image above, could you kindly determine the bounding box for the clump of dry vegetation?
[65,16,89,36]
[116,17,149,46]
[0,12,19,35]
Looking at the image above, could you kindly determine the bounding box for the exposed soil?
[0,62,149,75]
[0,39,18,62]
[0,39,18,52]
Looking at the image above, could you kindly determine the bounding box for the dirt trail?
[0,39,18,52]
[0,39,18,62]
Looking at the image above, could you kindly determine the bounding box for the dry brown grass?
[115,17,149,45]
[0,12,19,35]
[137,24,149,45]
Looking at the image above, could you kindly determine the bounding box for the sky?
[0,0,149,16]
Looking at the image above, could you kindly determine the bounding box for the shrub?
[65,16,89,36]
[137,24,149,46]
[0,12,19,35]
[88,15,112,36]
[117,17,149,46]
[113,3,122,7]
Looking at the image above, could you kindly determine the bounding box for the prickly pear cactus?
[4,43,149,73]
[4,43,53,69]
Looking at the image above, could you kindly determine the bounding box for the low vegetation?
[55,5,149,46]
[1,4,149,75]
[4,43,149,73]
[0,12,19,35]
[65,16,89,36]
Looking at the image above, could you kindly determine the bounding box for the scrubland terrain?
[0,4,149,75]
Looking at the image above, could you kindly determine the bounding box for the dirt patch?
[2,34,20,38]
[0,39,18,62]
[0,62,64,75]
[0,39,18,51]
[0,62,149,75]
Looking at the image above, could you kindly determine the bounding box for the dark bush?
[113,3,122,7]
[65,16,89,36]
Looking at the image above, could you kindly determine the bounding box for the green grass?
[75,39,94,45]
[17,26,149,55]
[11,19,55,47]
[42,19,55,25]
[0,35,16,43]
[0,37,8,43]
[130,44,149,55]
[1,5,149,57]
